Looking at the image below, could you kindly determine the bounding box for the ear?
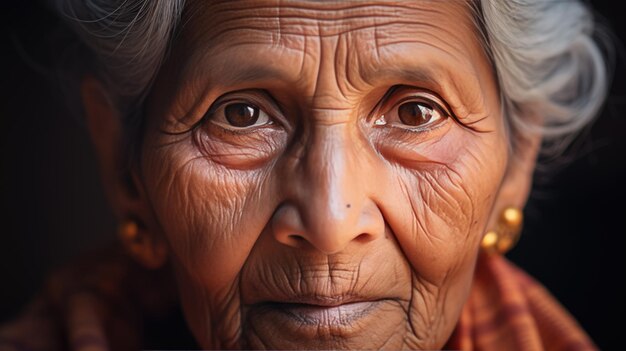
[487,129,543,236]
[81,76,168,269]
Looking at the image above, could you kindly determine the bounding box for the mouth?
[243,295,403,348]
[256,298,385,325]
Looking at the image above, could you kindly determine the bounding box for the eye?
[372,89,450,131]
[397,101,439,126]
[209,101,272,130]
[378,100,446,130]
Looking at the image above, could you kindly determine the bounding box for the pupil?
[224,103,259,127]
[398,102,432,126]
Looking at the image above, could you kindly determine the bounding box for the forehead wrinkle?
[202,1,453,22]
[182,0,476,68]
[187,0,473,41]
[330,33,358,107]
[303,32,356,113]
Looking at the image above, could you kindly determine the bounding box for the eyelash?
[199,91,283,135]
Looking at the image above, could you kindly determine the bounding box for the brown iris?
[397,101,433,126]
[224,103,259,127]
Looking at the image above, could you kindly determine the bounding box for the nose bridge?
[305,123,360,226]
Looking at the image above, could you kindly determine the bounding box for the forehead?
[184,0,475,40]
[168,0,491,113]
[183,0,478,56]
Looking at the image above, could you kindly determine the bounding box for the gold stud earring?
[118,218,167,269]
[119,219,139,241]
[481,206,523,254]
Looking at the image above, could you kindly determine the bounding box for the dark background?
[1,1,624,349]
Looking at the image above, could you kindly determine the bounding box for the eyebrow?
[212,62,451,95]
[193,54,300,91]
[364,66,452,95]
[224,65,292,86]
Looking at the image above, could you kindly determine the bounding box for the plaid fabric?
[1,248,597,350]
[445,253,597,351]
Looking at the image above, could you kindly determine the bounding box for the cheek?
[380,126,508,346]
[384,123,508,283]
[142,139,277,347]
[398,161,494,283]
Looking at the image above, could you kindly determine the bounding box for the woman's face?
[140,0,507,349]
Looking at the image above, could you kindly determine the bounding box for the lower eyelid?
[203,120,280,139]
[209,119,274,132]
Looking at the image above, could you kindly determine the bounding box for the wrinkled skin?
[83,0,532,349]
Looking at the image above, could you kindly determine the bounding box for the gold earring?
[119,219,139,241]
[481,207,523,254]
[118,218,167,269]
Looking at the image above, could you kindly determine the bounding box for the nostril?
[354,233,373,243]
[287,234,307,247]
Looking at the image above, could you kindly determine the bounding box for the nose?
[271,124,385,254]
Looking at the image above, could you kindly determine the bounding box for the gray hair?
[53,0,185,112]
[475,0,610,155]
[52,0,611,156]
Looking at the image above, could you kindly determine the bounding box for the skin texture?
[82,0,542,349]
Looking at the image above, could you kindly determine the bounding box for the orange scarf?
[445,253,597,350]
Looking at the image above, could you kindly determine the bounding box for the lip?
[265,294,377,307]
[243,297,399,348]
[259,299,384,325]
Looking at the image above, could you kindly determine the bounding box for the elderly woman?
[0,0,609,350]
